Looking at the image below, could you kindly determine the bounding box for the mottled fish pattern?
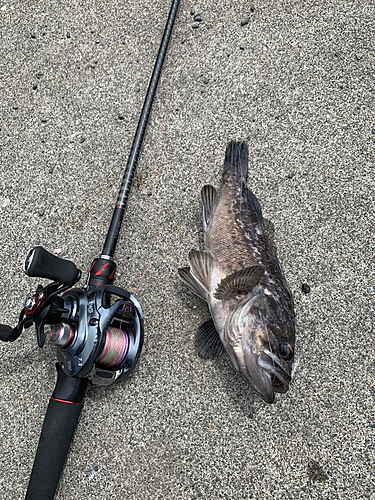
[179,141,295,403]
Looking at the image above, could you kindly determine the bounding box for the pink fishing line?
[133,0,187,296]
[97,327,129,367]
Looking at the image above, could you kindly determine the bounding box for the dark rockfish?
[179,141,295,403]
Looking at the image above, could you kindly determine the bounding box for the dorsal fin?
[245,188,264,227]
[214,265,265,300]
[201,184,218,230]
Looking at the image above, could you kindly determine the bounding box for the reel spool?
[50,284,144,386]
[0,247,144,385]
[96,326,129,368]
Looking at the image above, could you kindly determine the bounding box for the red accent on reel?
[87,280,104,286]
[50,324,74,348]
[95,263,109,276]
[24,290,46,316]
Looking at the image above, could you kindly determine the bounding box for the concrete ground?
[0,0,374,499]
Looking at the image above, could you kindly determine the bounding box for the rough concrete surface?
[0,1,374,499]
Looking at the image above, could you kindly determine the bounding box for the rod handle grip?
[25,399,83,500]
[25,365,87,500]
[24,247,78,284]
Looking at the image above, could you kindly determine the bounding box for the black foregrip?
[24,247,78,284]
[25,399,83,500]
[25,365,87,500]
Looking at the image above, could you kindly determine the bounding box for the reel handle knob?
[24,247,79,284]
[0,324,17,342]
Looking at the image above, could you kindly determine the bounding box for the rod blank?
[102,0,181,258]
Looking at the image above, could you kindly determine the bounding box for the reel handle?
[24,247,79,284]
[0,324,17,342]
[25,364,87,500]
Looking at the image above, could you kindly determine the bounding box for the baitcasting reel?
[0,246,143,499]
[0,246,144,386]
[0,2,182,496]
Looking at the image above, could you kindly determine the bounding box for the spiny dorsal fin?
[187,249,213,294]
[201,184,218,230]
[213,265,265,300]
[178,267,207,301]
[195,318,224,359]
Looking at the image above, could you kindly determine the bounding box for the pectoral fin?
[195,318,224,359]
[214,265,265,300]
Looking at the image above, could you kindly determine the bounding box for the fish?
[178,141,295,403]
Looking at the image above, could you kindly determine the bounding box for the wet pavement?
[0,1,374,499]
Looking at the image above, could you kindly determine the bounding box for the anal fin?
[178,267,207,301]
[195,318,224,359]
[201,185,218,230]
[178,250,213,302]
[187,249,213,293]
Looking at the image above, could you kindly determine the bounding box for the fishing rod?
[0,1,181,498]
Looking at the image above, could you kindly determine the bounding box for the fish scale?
[208,187,263,274]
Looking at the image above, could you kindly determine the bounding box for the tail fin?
[222,141,248,184]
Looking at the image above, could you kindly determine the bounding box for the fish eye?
[279,341,294,360]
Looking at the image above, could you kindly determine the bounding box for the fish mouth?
[258,351,291,393]
[243,349,291,403]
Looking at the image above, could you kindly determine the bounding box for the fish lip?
[242,348,277,403]
[255,380,276,404]
[257,351,291,394]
